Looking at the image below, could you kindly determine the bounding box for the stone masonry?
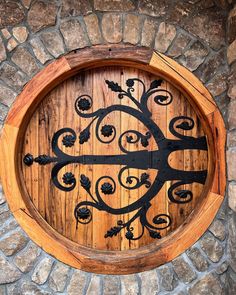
[0,0,234,294]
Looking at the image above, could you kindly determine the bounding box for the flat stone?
[0,84,17,107]
[60,19,88,51]
[49,262,70,292]
[22,0,32,9]
[0,255,21,284]
[0,230,28,256]
[139,0,169,17]
[141,18,157,47]
[0,63,27,91]
[30,38,52,64]
[227,270,236,294]
[158,265,177,291]
[188,273,223,295]
[229,182,236,212]
[206,70,228,97]
[123,14,141,45]
[11,47,40,77]
[227,40,236,65]
[120,274,139,295]
[227,149,236,181]
[67,270,87,295]
[1,28,11,39]
[197,50,225,83]
[20,281,52,295]
[155,22,176,53]
[186,247,209,272]
[14,242,41,273]
[0,102,8,121]
[209,219,226,241]
[228,100,236,130]
[102,14,122,43]
[84,14,102,45]
[103,276,120,295]
[27,1,58,33]
[172,256,196,283]
[200,232,223,262]
[32,257,54,285]
[228,66,236,100]
[86,275,101,295]
[0,37,6,62]
[61,0,92,18]
[94,0,135,11]
[228,131,236,148]
[0,1,25,28]
[0,185,6,204]
[168,33,191,58]
[40,31,64,58]
[229,214,236,272]
[12,27,28,43]
[0,286,5,295]
[0,218,18,237]
[228,6,236,44]
[216,261,228,274]
[183,10,225,50]
[139,269,159,295]
[179,41,208,71]
[7,38,18,52]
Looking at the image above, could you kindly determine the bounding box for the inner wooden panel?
[22,66,208,251]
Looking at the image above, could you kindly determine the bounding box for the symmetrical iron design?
[23,78,208,241]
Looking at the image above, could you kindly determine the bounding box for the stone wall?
[0,1,234,294]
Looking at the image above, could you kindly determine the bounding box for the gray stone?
[228,131,236,148]
[30,38,52,65]
[228,40,236,66]
[0,286,5,295]
[27,1,58,33]
[229,214,236,272]
[228,65,236,100]
[102,14,122,43]
[0,218,18,238]
[94,0,135,11]
[198,50,225,83]
[86,275,101,295]
[139,0,169,17]
[227,269,236,294]
[0,255,21,284]
[103,276,120,295]
[0,185,5,204]
[0,36,6,62]
[158,265,177,291]
[200,232,223,263]
[123,14,141,45]
[183,10,225,50]
[11,47,40,77]
[0,1,25,28]
[61,0,92,18]
[206,71,228,97]
[7,38,18,52]
[0,63,27,91]
[14,242,41,273]
[168,33,191,58]
[228,6,236,44]
[67,270,87,295]
[0,84,16,107]
[179,41,208,71]
[32,257,54,285]
[155,22,176,53]
[209,219,226,241]
[187,247,209,272]
[0,231,28,256]
[22,0,31,9]
[40,31,64,58]
[60,19,88,51]
[20,281,52,295]
[139,269,159,295]
[227,149,236,181]
[120,274,139,295]
[141,18,157,47]
[12,27,28,43]
[1,28,11,40]
[84,14,102,45]
[48,262,70,292]
[229,100,236,130]
[216,261,228,274]
[188,273,223,295]
[229,182,236,212]
[172,256,196,284]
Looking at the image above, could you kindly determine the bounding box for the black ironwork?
[23,78,208,241]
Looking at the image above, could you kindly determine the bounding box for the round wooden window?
[0,45,226,274]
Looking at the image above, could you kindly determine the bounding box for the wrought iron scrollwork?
[23,77,208,241]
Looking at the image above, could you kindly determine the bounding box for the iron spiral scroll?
[23,77,208,241]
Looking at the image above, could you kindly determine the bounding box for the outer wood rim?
[0,45,226,274]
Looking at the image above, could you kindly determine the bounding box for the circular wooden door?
[22,65,208,251]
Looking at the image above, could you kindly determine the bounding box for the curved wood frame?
[0,45,226,274]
